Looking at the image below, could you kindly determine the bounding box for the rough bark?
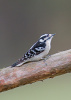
[0,49,71,92]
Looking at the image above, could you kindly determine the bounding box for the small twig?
[0,49,71,92]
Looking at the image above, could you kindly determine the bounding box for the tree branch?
[0,49,71,92]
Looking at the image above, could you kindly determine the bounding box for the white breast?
[27,40,51,61]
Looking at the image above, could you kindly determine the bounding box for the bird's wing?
[24,41,46,59]
[11,41,46,67]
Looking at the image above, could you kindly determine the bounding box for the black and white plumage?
[11,34,55,67]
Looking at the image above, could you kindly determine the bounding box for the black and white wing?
[11,41,46,67]
[24,41,46,59]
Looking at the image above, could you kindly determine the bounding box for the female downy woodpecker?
[11,34,55,67]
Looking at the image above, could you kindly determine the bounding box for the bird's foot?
[42,55,51,66]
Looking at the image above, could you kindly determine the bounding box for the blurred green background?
[0,0,71,100]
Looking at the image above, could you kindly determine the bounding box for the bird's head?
[39,34,56,43]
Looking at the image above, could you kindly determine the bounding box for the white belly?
[28,42,51,61]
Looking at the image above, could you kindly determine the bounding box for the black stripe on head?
[40,34,49,40]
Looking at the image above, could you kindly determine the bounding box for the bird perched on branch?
[11,34,55,67]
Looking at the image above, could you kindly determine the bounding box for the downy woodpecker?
[11,34,55,67]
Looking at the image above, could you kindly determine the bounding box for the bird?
[11,34,55,67]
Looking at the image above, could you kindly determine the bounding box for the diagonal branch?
[0,49,71,92]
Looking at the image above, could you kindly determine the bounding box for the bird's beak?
[52,33,56,36]
[45,33,56,41]
[49,33,56,38]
